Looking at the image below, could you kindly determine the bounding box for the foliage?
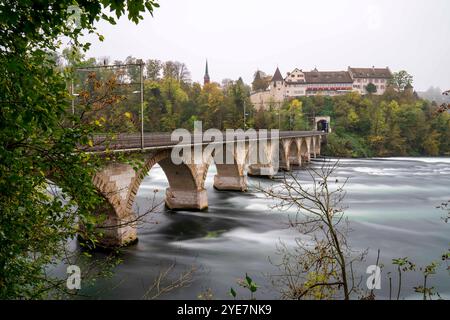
[0,0,159,299]
[365,82,377,94]
[230,273,259,300]
[389,70,414,92]
[261,162,366,300]
[67,60,447,158]
[252,70,271,91]
[318,91,450,157]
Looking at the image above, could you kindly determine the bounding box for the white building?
[251,66,392,110]
[348,67,392,95]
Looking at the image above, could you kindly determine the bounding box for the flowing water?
[82,157,450,300]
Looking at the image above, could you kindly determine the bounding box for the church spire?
[204,59,210,85]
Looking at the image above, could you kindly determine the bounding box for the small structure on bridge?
[315,116,331,133]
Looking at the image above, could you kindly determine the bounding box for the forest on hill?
[64,50,450,158]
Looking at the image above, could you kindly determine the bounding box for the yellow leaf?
[88,140,93,147]
[124,112,132,119]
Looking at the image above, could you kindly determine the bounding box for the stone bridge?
[90,131,326,247]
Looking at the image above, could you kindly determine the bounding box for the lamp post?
[71,79,79,125]
[243,100,246,130]
[71,79,75,115]
[275,108,281,129]
[278,102,281,129]
[141,63,144,150]
[132,69,144,150]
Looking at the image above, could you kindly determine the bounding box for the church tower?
[203,59,210,85]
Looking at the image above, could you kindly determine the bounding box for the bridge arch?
[288,139,300,167]
[314,135,321,156]
[299,138,311,164]
[279,139,289,170]
[92,150,206,246]
[203,144,248,191]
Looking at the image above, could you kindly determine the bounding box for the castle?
[251,66,393,110]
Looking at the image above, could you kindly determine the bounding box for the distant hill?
[417,87,450,104]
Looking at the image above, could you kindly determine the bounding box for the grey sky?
[85,0,450,91]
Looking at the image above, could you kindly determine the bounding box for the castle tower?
[203,59,210,85]
[271,67,284,88]
[270,67,285,102]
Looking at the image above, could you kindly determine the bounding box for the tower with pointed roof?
[203,60,210,85]
[268,66,286,103]
[271,67,284,85]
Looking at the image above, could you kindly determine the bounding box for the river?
[82,157,450,300]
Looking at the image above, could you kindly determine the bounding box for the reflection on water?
[83,158,450,300]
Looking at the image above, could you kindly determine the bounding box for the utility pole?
[140,62,144,150]
[71,79,75,115]
[278,112,281,129]
[243,100,246,130]
[278,102,281,129]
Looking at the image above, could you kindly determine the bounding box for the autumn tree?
[365,82,377,94]
[146,59,162,80]
[252,70,271,91]
[163,61,191,83]
[0,0,160,298]
[261,162,365,300]
[389,70,413,91]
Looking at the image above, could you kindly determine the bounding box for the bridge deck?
[91,131,327,152]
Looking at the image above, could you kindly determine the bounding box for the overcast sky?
[84,0,450,91]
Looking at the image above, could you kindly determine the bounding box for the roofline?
[285,81,354,85]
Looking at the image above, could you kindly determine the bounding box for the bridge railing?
[88,131,327,152]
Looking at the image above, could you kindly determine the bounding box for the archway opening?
[206,146,247,192]
[299,139,310,165]
[288,141,299,167]
[317,119,329,132]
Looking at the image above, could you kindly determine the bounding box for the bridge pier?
[247,164,277,177]
[213,161,247,191]
[165,188,208,210]
[91,163,138,247]
[214,174,247,191]
[91,209,138,248]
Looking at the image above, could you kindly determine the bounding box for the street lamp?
[70,79,80,115]
[243,100,247,130]
[132,70,144,150]
[275,111,281,129]
[132,63,145,150]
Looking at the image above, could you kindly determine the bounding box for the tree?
[288,99,307,130]
[252,70,271,91]
[146,59,162,80]
[260,162,364,300]
[162,61,191,83]
[389,70,413,92]
[365,82,377,94]
[198,83,225,129]
[0,0,160,299]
